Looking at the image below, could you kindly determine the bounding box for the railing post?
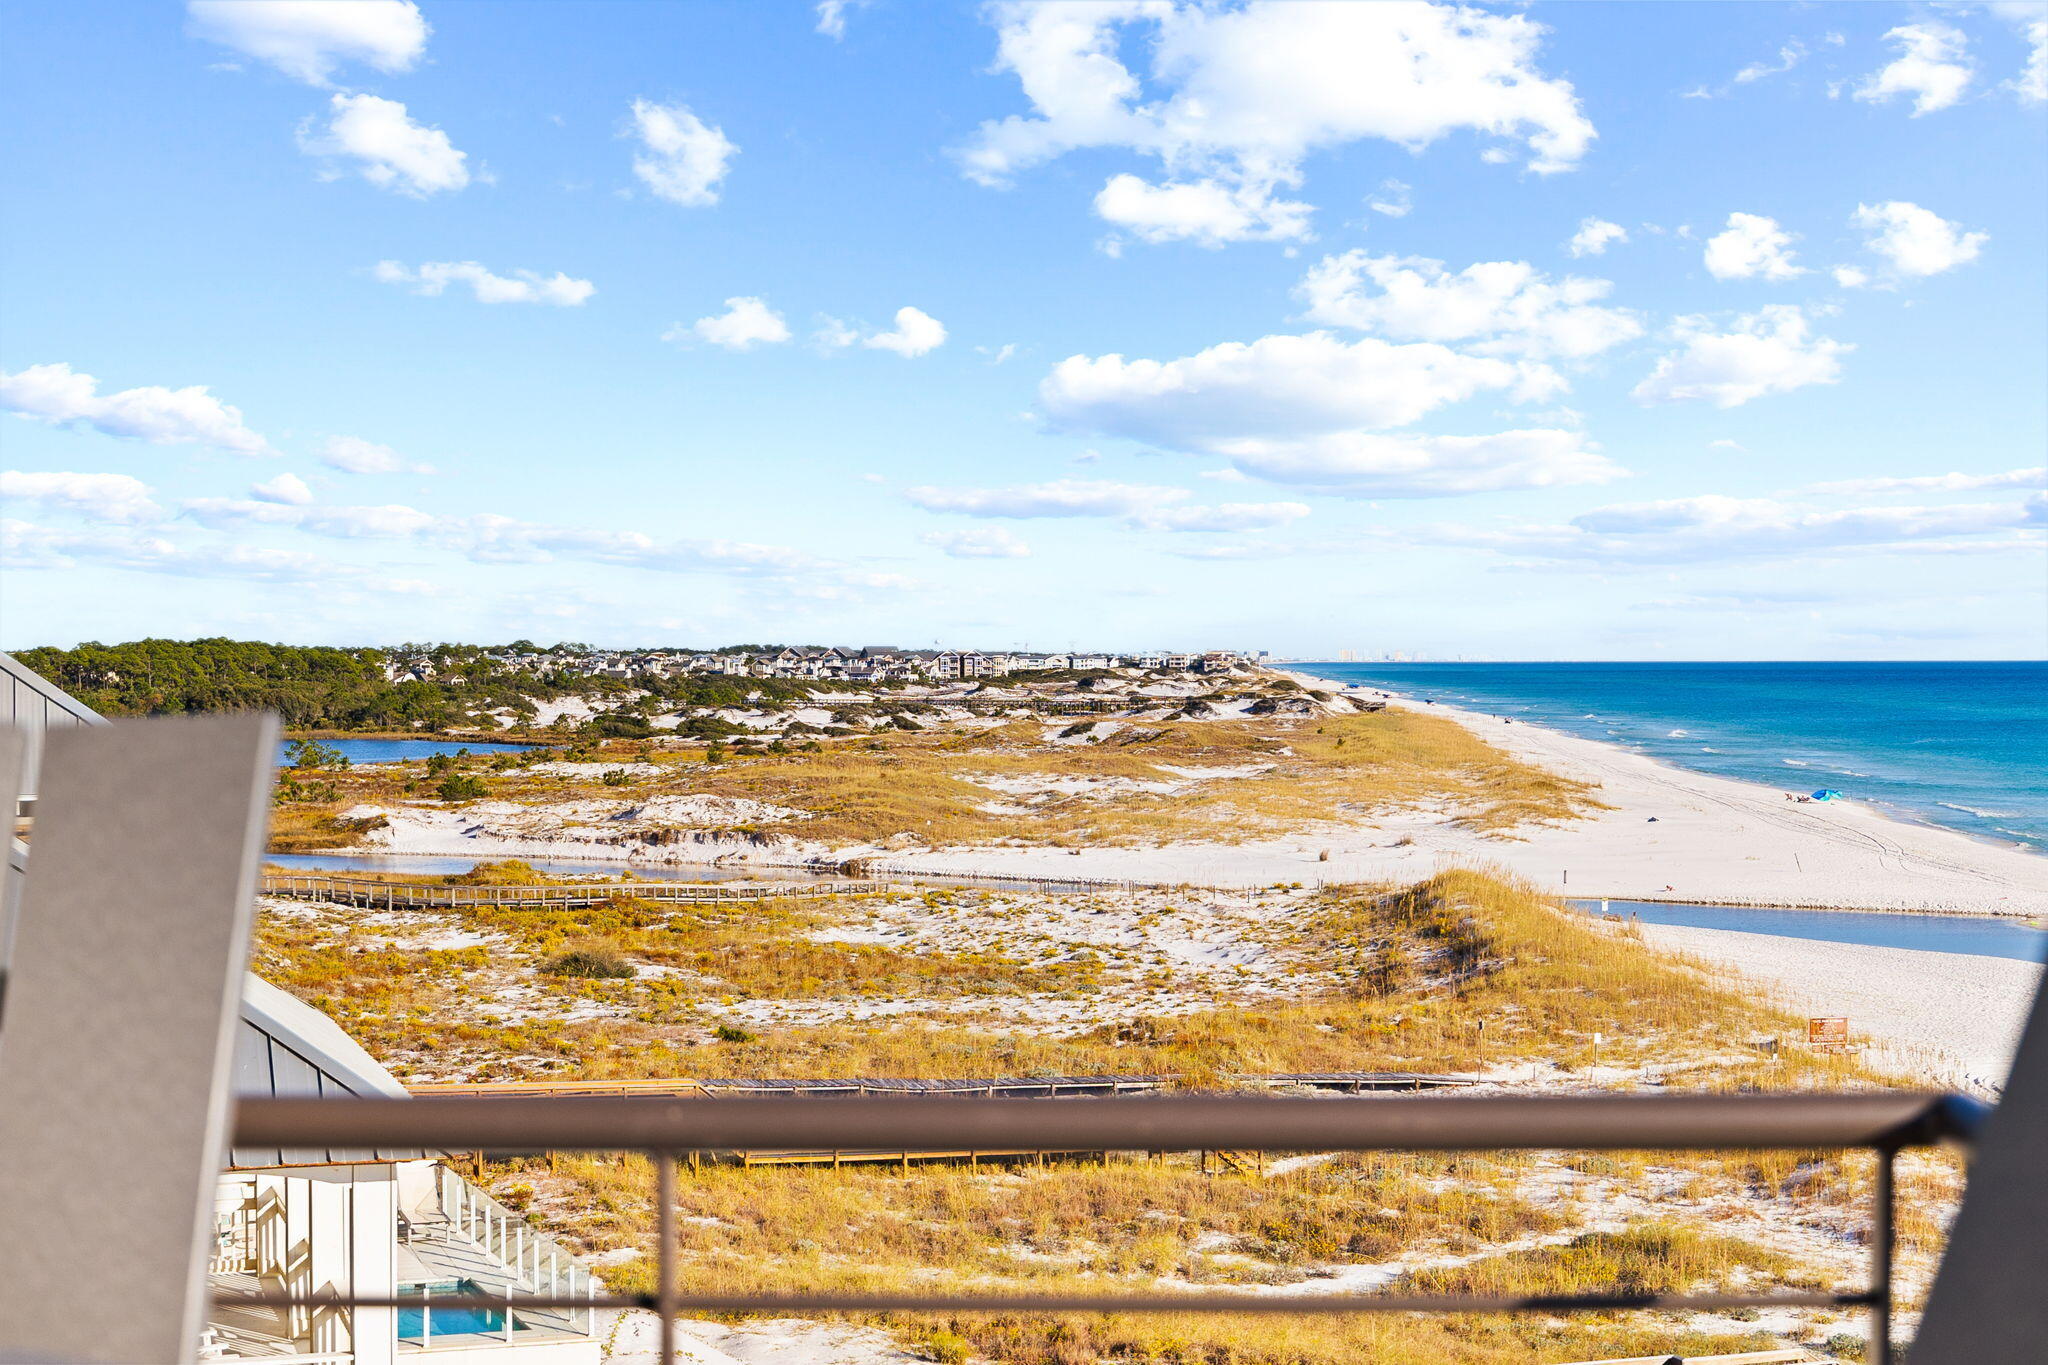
[420,1279,431,1348]
[1873,1144,1896,1365]
[657,1152,678,1365]
[503,1281,514,1345]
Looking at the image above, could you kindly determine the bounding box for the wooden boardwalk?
[258,873,883,910]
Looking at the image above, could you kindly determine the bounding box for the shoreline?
[1286,664,2041,861]
[1276,667,2048,918]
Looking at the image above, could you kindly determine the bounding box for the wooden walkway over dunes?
[411,1072,1475,1170]
[258,872,884,910]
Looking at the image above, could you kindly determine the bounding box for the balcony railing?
[218,1089,1987,1365]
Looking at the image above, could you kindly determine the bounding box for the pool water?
[397,1280,524,1338]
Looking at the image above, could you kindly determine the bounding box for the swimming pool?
[397,1280,524,1338]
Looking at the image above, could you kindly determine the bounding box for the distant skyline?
[2,1,2044,659]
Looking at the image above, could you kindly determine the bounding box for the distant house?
[1068,654,1110,671]
[936,651,992,679]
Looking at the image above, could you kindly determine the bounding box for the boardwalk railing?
[258,873,884,909]
[222,1090,1988,1365]
[262,866,1337,900]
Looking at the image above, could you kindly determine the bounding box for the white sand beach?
[1638,922,2042,1091]
[815,681,2048,914]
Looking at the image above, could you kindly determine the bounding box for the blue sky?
[2,0,2043,659]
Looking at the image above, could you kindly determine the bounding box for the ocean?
[1293,661,2048,852]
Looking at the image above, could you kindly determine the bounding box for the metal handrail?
[217,1091,1986,1365]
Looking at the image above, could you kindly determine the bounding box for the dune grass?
[259,866,1946,1361]
[493,1151,1807,1365]
[254,869,1874,1087]
[268,705,1602,853]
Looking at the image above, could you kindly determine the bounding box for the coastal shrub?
[286,738,351,770]
[539,940,636,980]
[714,1024,757,1043]
[1399,1223,1809,1296]
[921,1329,971,1363]
[435,773,489,801]
[600,768,634,787]
[445,860,547,886]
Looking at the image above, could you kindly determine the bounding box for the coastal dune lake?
[1299,660,2048,850]
[1572,899,2048,963]
[280,738,537,765]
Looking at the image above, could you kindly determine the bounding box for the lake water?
[1296,661,2048,851]
[1571,898,2048,963]
[280,737,537,766]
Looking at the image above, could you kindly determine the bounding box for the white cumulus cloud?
[299,93,471,196]
[250,472,314,506]
[2011,13,2047,103]
[863,306,947,357]
[1850,200,1988,278]
[960,1,1594,246]
[1093,173,1312,247]
[373,260,595,305]
[320,435,428,475]
[0,470,163,523]
[1296,252,1642,360]
[679,297,792,351]
[1703,213,1804,281]
[922,527,1032,558]
[187,0,428,86]
[628,99,736,207]
[1568,218,1628,257]
[1041,332,1560,446]
[1035,332,1617,498]
[1633,306,1849,408]
[0,362,274,457]
[1856,23,1974,115]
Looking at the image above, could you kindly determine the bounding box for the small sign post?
[1809,1016,1850,1050]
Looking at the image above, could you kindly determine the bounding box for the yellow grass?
[257,867,1944,1363]
[268,707,1603,853]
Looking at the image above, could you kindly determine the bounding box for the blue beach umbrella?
[1811,788,1844,801]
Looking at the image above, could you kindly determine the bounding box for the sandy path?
[1639,922,2043,1090]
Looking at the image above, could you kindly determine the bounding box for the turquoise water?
[397,1280,522,1338]
[1571,900,2048,962]
[279,737,536,766]
[1299,662,2048,850]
